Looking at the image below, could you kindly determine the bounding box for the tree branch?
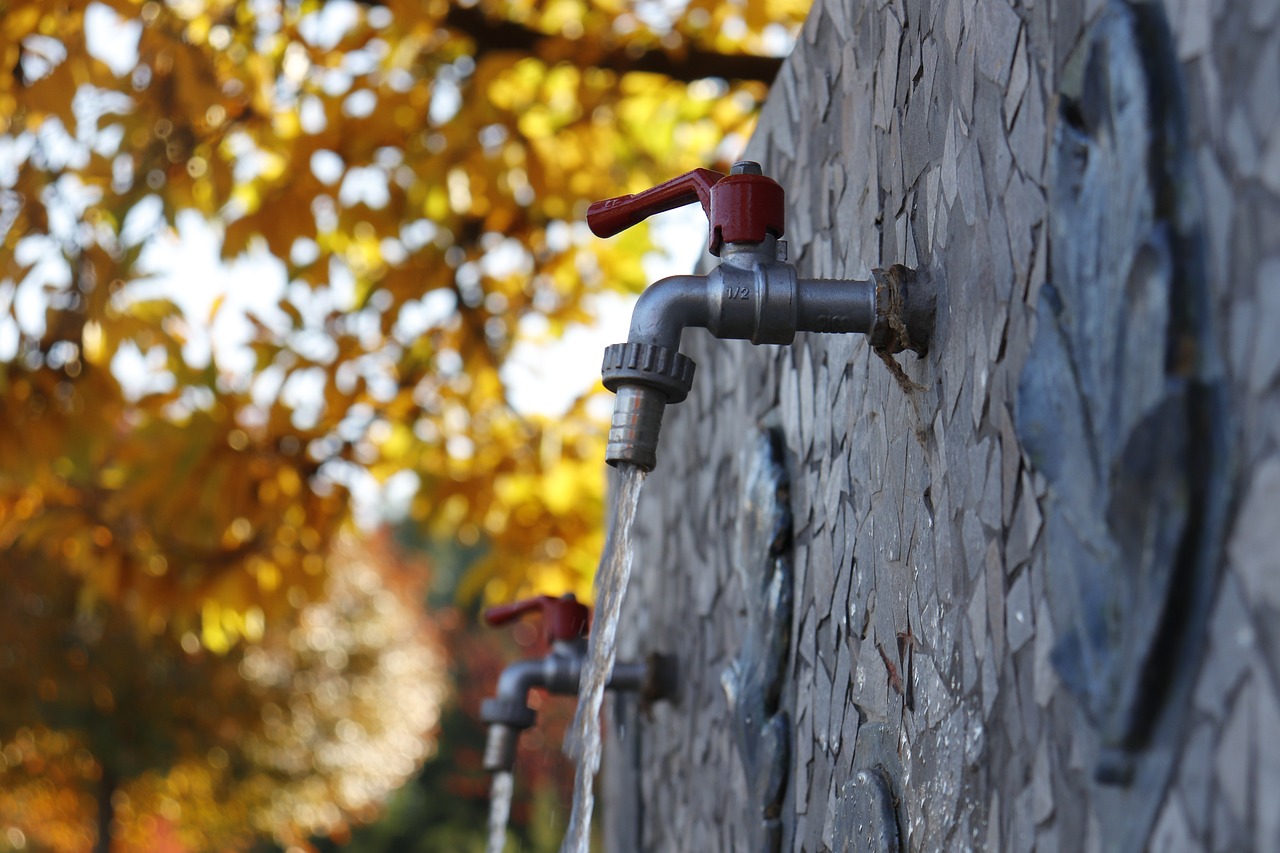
[443,5,785,85]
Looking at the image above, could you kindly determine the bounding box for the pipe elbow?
[494,658,548,703]
[627,274,711,350]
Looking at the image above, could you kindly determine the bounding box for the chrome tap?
[588,161,935,471]
[479,594,671,772]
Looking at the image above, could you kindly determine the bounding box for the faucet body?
[478,596,667,772]
[490,638,650,699]
[593,162,934,471]
[623,239,878,351]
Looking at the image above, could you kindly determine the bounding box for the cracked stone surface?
[605,0,1280,850]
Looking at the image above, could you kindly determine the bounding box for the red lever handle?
[586,168,722,239]
[586,163,785,257]
[483,594,590,643]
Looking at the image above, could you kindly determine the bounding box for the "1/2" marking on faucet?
[725,286,751,300]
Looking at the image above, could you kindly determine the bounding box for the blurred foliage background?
[0,0,808,848]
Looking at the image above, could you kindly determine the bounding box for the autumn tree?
[0,0,806,846]
[0,533,443,851]
[0,0,798,618]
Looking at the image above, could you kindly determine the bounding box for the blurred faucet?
[479,594,673,772]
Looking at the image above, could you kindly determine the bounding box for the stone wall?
[606,0,1280,850]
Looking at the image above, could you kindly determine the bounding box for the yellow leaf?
[3,5,42,41]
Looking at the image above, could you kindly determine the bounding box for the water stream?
[486,770,514,853]
[561,463,647,853]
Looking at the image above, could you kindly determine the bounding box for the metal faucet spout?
[627,274,712,351]
[493,657,551,700]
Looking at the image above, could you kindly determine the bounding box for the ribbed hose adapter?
[604,385,666,471]
[482,724,519,772]
[479,697,536,772]
[601,342,696,472]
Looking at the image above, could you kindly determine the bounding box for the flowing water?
[561,464,647,853]
[486,770,514,853]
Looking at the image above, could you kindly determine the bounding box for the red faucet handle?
[483,594,591,643]
[586,168,722,239]
[586,163,785,257]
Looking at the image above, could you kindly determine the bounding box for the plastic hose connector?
[600,341,695,403]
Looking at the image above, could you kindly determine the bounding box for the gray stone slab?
[1256,674,1280,851]
[829,645,851,752]
[1005,25,1030,125]
[982,636,1000,720]
[1006,569,1035,653]
[1011,784,1036,853]
[855,623,893,723]
[986,539,1006,661]
[977,0,1022,86]
[1194,573,1253,716]
[1215,677,1254,825]
[1009,64,1045,180]
[1150,795,1198,853]
[1031,596,1058,707]
[980,433,1004,532]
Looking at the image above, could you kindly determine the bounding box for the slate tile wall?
[607,0,1279,849]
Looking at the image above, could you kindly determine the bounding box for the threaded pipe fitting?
[601,341,695,403]
[605,384,666,471]
[869,265,933,356]
[482,724,520,772]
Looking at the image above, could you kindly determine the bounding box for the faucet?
[588,161,935,471]
[478,594,672,772]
